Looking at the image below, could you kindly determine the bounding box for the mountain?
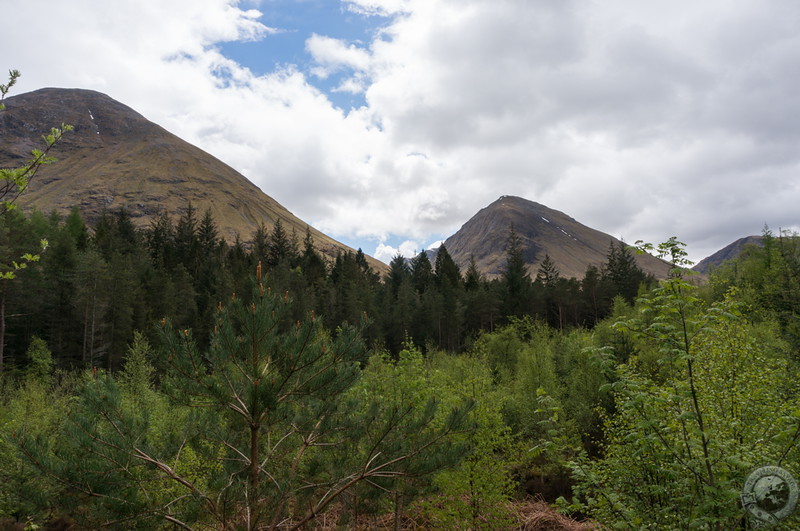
[432,196,671,280]
[0,87,387,272]
[693,235,763,274]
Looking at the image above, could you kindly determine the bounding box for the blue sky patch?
[219,0,389,110]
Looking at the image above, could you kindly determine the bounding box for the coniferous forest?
[1,201,800,529]
[3,71,800,530]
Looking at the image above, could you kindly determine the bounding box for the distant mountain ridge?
[432,196,671,280]
[692,235,764,274]
[0,87,387,272]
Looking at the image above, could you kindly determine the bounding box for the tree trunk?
[249,421,260,530]
[393,492,403,531]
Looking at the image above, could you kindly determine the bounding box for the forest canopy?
[1,203,799,529]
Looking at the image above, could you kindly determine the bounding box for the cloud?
[374,239,423,263]
[344,0,413,17]
[306,33,371,79]
[2,0,799,265]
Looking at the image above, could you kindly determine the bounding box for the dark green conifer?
[500,225,532,319]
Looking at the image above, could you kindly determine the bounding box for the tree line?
[0,206,654,374]
[7,71,800,528]
[2,202,800,528]
[0,203,653,529]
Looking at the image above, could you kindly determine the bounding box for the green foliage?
[501,225,533,318]
[340,343,476,525]
[708,227,800,358]
[604,240,650,305]
[153,269,370,528]
[0,69,20,109]
[571,239,800,529]
[0,69,71,377]
[117,331,155,399]
[536,254,560,285]
[24,337,53,383]
[0,372,75,523]
[422,351,519,530]
[13,270,476,529]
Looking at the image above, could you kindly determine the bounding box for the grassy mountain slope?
[692,235,763,274]
[436,195,671,280]
[0,87,387,272]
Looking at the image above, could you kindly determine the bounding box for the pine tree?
[299,226,327,286]
[434,245,461,289]
[464,255,482,292]
[536,254,560,285]
[501,225,532,319]
[266,219,297,268]
[388,253,410,297]
[17,266,474,529]
[604,240,647,304]
[463,257,498,335]
[64,207,89,250]
[410,250,434,294]
[0,70,71,371]
[251,222,269,265]
[174,202,199,270]
[146,211,174,269]
[433,245,463,351]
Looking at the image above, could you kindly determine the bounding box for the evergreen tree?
[73,248,111,368]
[501,225,532,319]
[24,336,53,383]
[580,265,603,325]
[146,211,175,269]
[103,252,142,370]
[40,218,80,363]
[174,202,199,270]
[0,71,71,371]
[382,254,414,352]
[0,210,43,370]
[193,209,224,343]
[387,253,410,297]
[410,250,434,294]
[434,245,463,351]
[64,207,89,250]
[434,245,461,289]
[18,268,473,530]
[343,344,475,527]
[251,222,269,266]
[464,254,482,292]
[536,254,560,285]
[93,208,138,259]
[298,226,327,286]
[603,240,648,304]
[266,219,297,268]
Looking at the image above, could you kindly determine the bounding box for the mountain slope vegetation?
[0,87,386,272]
[3,86,800,530]
[435,195,671,280]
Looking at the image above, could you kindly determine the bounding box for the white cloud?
[2,0,799,265]
[373,239,420,263]
[306,34,372,79]
[344,0,413,17]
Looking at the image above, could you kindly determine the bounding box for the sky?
[2,0,799,265]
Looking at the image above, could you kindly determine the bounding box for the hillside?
[434,196,671,280]
[693,235,763,274]
[0,87,387,272]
